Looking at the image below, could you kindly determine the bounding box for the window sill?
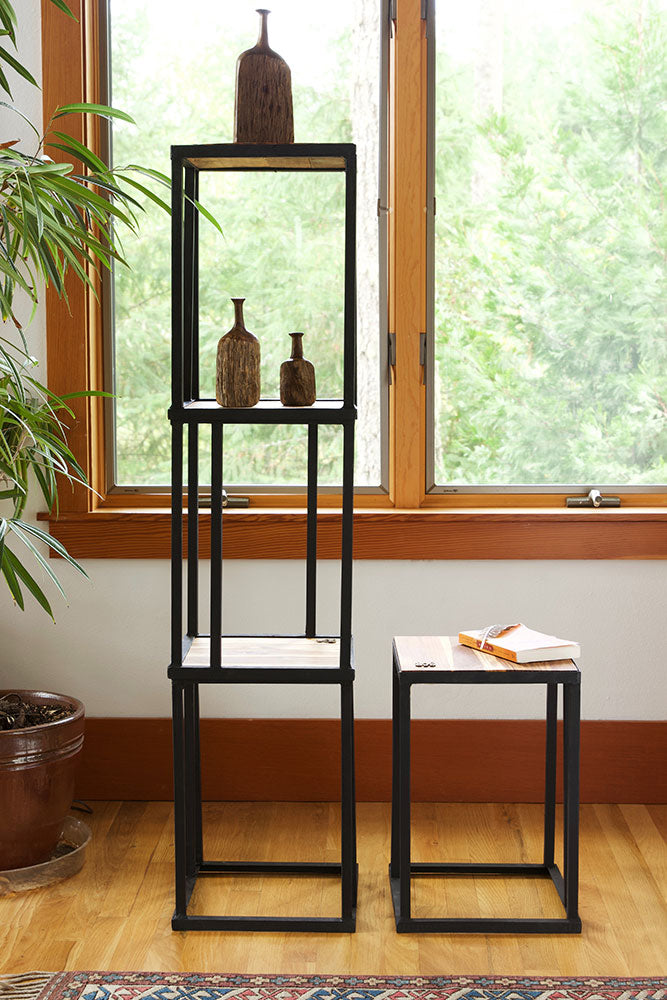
[41,506,667,559]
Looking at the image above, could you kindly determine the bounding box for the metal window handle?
[565,489,620,508]
[198,491,250,509]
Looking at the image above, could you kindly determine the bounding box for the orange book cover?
[458,624,580,663]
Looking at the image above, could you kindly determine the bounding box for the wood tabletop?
[184,155,346,171]
[183,636,341,669]
[393,635,578,674]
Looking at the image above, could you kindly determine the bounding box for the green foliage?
[0,350,93,616]
[0,0,162,614]
[434,0,667,485]
[111,6,353,487]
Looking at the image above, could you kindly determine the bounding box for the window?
[41,0,667,560]
[107,0,383,492]
[429,0,667,494]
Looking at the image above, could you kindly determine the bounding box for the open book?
[458,624,580,663]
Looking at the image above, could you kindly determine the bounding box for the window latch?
[388,331,396,384]
[566,489,620,508]
[198,491,250,509]
[419,332,427,385]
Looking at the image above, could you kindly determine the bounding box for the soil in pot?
[0,690,85,870]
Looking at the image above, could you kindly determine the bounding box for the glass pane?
[193,424,343,488]
[433,0,667,486]
[110,0,381,487]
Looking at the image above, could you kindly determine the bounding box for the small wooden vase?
[280,332,316,406]
[234,9,294,144]
[216,298,261,408]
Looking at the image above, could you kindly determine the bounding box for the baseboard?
[75,718,666,803]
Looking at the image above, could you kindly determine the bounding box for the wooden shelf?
[182,635,342,670]
[173,142,354,173]
[170,399,356,425]
[185,155,346,171]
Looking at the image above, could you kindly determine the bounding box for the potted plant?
[0,0,172,870]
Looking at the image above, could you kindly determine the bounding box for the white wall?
[1,0,665,723]
[2,556,666,720]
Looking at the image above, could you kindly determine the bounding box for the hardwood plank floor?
[0,802,664,976]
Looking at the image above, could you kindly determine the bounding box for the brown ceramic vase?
[216,298,261,408]
[280,332,316,406]
[0,690,85,870]
[234,9,294,144]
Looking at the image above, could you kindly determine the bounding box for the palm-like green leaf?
[0,0,219,615]
[53,103,135,124]
[2,541,54,617]
[46,0,76,19]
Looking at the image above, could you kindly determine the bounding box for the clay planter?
[0,690,85,871]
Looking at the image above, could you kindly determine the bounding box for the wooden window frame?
[40,0,667,560]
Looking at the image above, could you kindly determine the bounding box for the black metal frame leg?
[543,683,557,868]
[172,681,187,918]
[564,680,581,924]
[390,651,400,879]
[341,679,357,916]
[398,677,411,922]
[184,684,203,875]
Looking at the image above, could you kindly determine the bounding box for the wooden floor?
[1,802,665,976]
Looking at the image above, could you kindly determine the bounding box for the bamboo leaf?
[0,100,40,139]
[16,520,89,576]
[116,173,170,213]
[0,62,11,98]
[1,544,25,610]
[54,102,135,124]
[47,0,77,19]
[10,521,69,599]
[22,163,44,240]
[124,164,169,185]
[0,45,38,87]
[193,198,223,236]
[0,0,17,42]
[47,132,108,173]
[3,540,54,616]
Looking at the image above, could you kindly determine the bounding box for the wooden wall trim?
[44,507,667,559]
[76,718,666,804]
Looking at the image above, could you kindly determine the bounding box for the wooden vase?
[234,8,294,144]
[280,332,316,407]
[216,298,261,408]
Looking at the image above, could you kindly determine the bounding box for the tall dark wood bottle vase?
[234,8,294,144]
[216,298,261,407]
[280,332,316,406]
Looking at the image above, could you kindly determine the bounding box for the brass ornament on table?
[234,8,294,144]
[280,332,316,406]
[216,297,261,408]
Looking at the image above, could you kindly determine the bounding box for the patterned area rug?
[0,973,665,1000]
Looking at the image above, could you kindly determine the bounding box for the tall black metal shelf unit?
[168,143,357,932]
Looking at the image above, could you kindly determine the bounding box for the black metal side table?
[390,635,582,934]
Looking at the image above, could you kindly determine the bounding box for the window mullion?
[390,0,427,508]
[42,0,102,513]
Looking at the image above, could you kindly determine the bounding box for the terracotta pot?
[0,690,85,870]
